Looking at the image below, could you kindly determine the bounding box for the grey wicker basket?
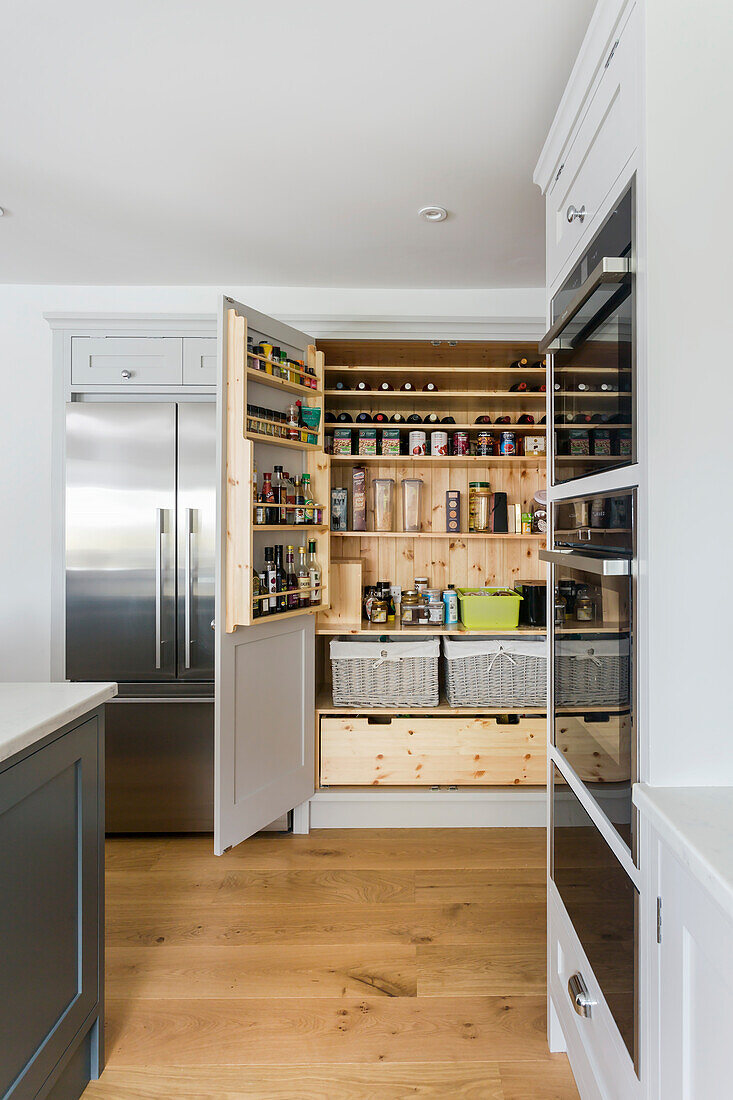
[442,637,547,707]
[555,638,630,707]
[330,637,440,707]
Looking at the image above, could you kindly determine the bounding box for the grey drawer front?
[0,717,101,1099]
[71,337,183,386]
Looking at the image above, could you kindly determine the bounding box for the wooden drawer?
[71,337,183,386]
[320,714,546,787]
[183,338,217,385]
[546,4,639,290]
[556,714,631,783]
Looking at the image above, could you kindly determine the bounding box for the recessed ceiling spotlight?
[418,205,447,222]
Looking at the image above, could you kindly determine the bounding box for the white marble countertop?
[634,783,733,921]
[0,682,117,766]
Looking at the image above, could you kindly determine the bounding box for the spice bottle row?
[248,336,319,389]
[252,541,322,617]
[253,465,323,525]
[246,400,320,444]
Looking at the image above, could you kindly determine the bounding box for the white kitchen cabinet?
[541,3,639,293]
[183,337,217,385]
[71,336,183,386]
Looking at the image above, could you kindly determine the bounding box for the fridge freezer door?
[214,297,317,854]
[66,403,176,682]
[177,402,216,680]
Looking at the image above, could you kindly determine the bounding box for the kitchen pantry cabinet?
[215,298,550,852]
[183,337,217,385]
[544,3,638,292]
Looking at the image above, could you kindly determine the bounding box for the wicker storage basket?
[329,637,440,707]
[442,637,547,707]
[555,638,630,707]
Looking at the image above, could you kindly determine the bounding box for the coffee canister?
[452,431,469,455]
[499,431,516,455]
[430,430,448,456]
[408,430,426,456]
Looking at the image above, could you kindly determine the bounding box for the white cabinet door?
[183,338,217,385]
[71,337,183,386]
[658,844,733,1099]
[214,296,317,854]
[546,4,639,290]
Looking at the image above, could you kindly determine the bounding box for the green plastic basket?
[456,587,523,630]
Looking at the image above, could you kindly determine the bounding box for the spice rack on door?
[312,338,549,791]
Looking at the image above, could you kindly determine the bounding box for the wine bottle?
[334,380,350,390]
[554,381,562,391]
[406,413,423,424]
[590,412,610,423]
[509,381,528,392]
[599,382,618,392]
[509,358,528,369]
[336,412,353,423]
[400,381,416,392]
[474,415,492,425]
[576,382,595,392]
[495,415,511,425]
[517,414,535,425]
[531,383,547,392]
[355,380,371,391]
[539,415,547,424]
[389,412,405,423]
[373,412,388,424]
[424,412,440,424]
[573,413,593,424]
[440,415,455,424]
[285,545,299,610]
[324,410,336,423]
[423,382,438,392]
[378,381,393,391]
[529,359,546,369]
[355,412,372,423]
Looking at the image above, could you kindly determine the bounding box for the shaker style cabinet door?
[71,336,183,386]
[183,338,218,385]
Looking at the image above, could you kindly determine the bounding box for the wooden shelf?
[330,531,544,540]
[325,366,546,376]
[330,454,545,465]
[253,524,329,532]
[254,604,323,624]
[326,421,547,432]
[324,389,546,400]
[316,686,546,715]
[247,366,323,399]
[555,455,623,463]
[315,620,546,637]
[554,391,630,399]
[246,431,321,452]
[557,622,628,635]
[554,423,631,430]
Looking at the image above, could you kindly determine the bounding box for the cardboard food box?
[380,428,401,456]
[352,466,367,531]
[332,428,353,456]
[358,428,377,455]
[330,487,348,531]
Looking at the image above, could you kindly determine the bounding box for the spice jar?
[401,590,426,625]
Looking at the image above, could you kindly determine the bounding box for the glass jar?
[575,585,595,622]
[401,478,423,533]
[400,590,424,625]
[370,597,388,623]
[473,488,492,532]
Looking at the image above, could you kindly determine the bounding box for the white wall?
[645,0,733,784]
[0,283,544,681]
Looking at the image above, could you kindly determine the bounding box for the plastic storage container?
[372,478,395,531]
[329,637,440,707]
[401,478,423,533]
[443,637,547,707]
[456,588,523,630]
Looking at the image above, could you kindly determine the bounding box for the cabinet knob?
[210,619,216,631]
[121,369,132,380]
[568,972,596,1018]
[566,204,586,224]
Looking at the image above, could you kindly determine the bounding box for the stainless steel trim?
[184,507,194,669]
[539,548,630,575]
[155,507,165,669]
[568,972,596,1018]
[539,256,630,353]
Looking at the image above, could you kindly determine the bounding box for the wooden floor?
[84,828,579,1099]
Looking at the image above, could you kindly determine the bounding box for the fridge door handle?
[539,548,630,576]
[184,507,195,669]
[155,507,166,669]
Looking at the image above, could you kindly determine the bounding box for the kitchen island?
[0,681,116,1100]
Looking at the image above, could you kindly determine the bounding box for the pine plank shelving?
[330,531,544,540]
[330,454,545,466]
[247,363,323,398]
[315,620,546,637]
[315,686,546,716]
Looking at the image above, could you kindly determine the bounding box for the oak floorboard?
[83,1063,504,1099]
[105,839,169,872]
[149,828,547,871]
[499,1058,581,1099]
[105,900,547,948]
[104,995,550,1065]
[417,944,546,996]
[106,944,418,999]
[415,867,547,905]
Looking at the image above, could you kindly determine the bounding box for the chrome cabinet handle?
[567,204,586,223]
[155,508,165,669]
[210,619,215,631]
[184,507,194,669]
[568,973,596,1018]
[121,369,132,380]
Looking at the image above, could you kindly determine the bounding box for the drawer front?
[546,5,638,290]
[320,715,546,787]
[71,337,183,386]
[555,714,631,783]
[183,338,218,385]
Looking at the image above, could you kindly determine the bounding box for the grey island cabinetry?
[0,682,116,1100]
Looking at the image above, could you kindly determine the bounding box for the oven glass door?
[552,763,638,1070]
[546,495,635,853]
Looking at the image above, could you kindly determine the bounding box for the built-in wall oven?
[541,184,634,485]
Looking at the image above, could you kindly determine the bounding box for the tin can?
[408,430,426,456]
[452,431,470,455]
[499,431,516,455]
[476,430,496,456]
[430,430,448,456]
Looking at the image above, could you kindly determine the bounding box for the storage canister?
[401,478,423,532]
[372,478,395,531]
[468,481,490,532]
[408,430,426,456]
[430,430,449,456]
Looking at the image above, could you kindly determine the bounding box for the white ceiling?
[0,0,595,288]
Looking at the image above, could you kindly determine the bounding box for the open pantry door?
[214,296,328,855]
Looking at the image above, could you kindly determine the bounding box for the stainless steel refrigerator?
[65,401,215,831]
